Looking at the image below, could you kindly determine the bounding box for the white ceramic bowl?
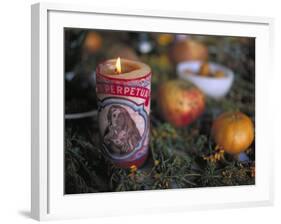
[177,61,234,100]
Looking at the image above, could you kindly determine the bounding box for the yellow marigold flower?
[130,165,137,173]
[214,153,217,160]
[215,145,220,151]
[154,160,160,166]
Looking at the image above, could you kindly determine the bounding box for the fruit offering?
[198,62,225,78]
[157,80,205,127]
[211,111,254,154]
[169,39,208,64]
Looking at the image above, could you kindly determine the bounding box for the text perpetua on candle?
[96,83,150,106]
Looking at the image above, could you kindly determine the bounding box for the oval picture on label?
[98,99,147,160]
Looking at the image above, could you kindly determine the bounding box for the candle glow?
[115,57,122,74]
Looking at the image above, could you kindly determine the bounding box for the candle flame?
[115,57,122,74]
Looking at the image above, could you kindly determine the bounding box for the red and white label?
[95,71,151,166]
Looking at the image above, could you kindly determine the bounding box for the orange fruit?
[83,32,102,53]
[211,112,254,154]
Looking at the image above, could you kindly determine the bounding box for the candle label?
[96,72,151,165]
[96,83,150,106]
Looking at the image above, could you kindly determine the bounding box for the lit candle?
[115,57,122,74]
[96,58,152,168]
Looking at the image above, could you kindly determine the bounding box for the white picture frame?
[31,2,274,221]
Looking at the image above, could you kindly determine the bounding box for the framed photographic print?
[31,2,274,221]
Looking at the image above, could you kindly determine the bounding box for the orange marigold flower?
[130,165,138,173]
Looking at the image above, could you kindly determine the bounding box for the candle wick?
[114,68,121,74]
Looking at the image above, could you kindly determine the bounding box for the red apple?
[157,80,205,127]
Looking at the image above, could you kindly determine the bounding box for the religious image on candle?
[64,28,256,194]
